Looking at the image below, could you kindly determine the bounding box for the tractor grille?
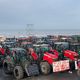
[25,64,39,76]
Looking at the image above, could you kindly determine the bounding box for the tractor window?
[77,45,80,51]
[70,45,80,52]
[55,44,69,50]
[35,48,40,53]
[70,46,76,51]
[41,47,49,53]
[77,45,80,49]
[19,50,27,59]
[26,44,33,48]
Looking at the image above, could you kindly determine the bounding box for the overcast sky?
[0,0,80,30]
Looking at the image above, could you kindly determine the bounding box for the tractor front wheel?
[40,62,51,75]
[13,66,24,80]
[3,62,11,74]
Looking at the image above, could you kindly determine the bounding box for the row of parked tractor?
[0,35,80,79]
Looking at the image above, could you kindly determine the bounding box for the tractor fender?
[43,56,53,65]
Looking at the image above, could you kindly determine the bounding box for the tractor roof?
[70,43,80,46]
[33,44,48,47]
[54,42,69,45]
[9,48,26,51]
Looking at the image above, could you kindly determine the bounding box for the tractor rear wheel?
[3,62,11,74]
[40,62,51,75]
[14,66,24,80]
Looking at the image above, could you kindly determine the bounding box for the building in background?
[0,35,6,43]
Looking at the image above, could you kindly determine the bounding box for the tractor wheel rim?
[41,65,47,72]
[15,69,19,76]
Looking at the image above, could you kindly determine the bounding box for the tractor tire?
[3,62,11,74]
[40,62,51,75]
[14,66,24,80]
[77,69,80,76]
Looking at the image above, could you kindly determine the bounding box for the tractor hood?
[64,50,78,57]
[44,52,58,60]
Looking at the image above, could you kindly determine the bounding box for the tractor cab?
[70,43,80,55]
[32,44,49,59]
[4,48,28,64]
[53,42,69,59]
[33,44,49,53]
[33,44,58,63]
[53,42,79,61]
[54,42,69,52]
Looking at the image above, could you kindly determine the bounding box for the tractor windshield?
[21,43,33,49]
[70,44,80,54]
[70,43,80,50]
[16,49,28,61]
[33,44,49,53]
[54,42,69,53]
[54,42,69,49]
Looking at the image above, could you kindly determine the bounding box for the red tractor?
[27,44,71,75]
[53,42,80,73]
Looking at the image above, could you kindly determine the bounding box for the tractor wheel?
[77,69,80,76]
[40,62,51,75]
[14,66,24,80]
[3,62,11,74]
